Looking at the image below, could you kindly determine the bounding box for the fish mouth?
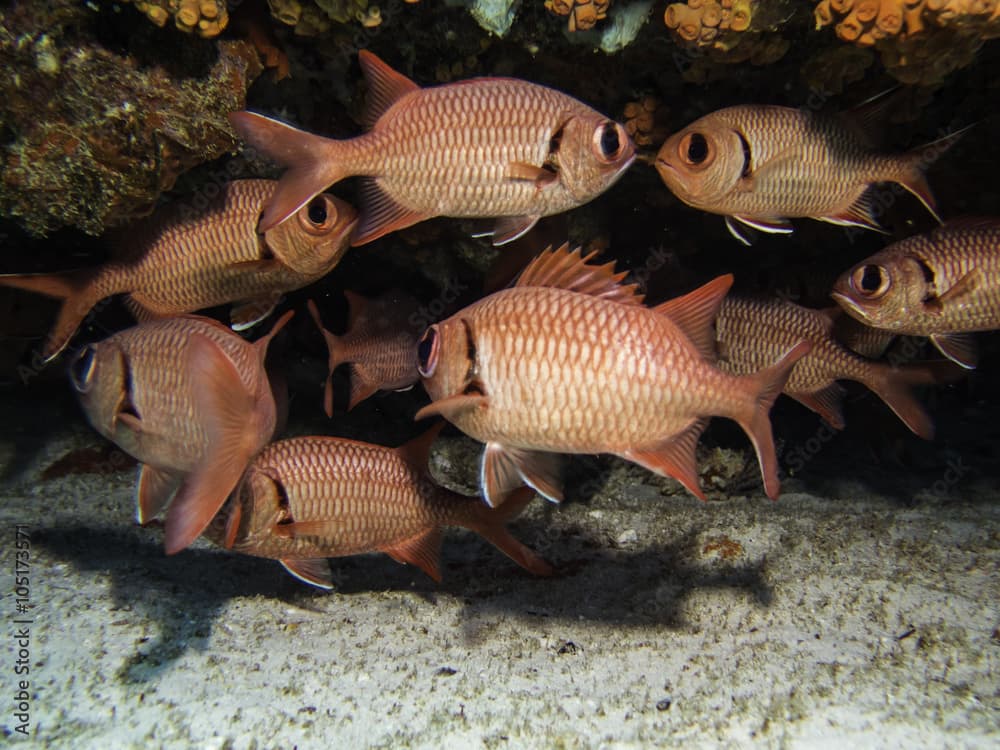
[830,291,867,319]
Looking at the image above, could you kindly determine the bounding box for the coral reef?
[546,0,612,32]
[664,0,752,45]
[622,96,670,148]
[127,0,230,37]
[266,0,381,35]
[0,4,263,236]
[800,44,874,94]
[815,0,1000,85]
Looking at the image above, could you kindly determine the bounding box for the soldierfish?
[229,51,635,246]
[70,313,291,554]
[414,244,811,504]
[203,425,553,588]
[832,219,1000,369]
[0,180,357,362]
[716,296,961,438]
[654,104,967,245]
[307,290,421,415]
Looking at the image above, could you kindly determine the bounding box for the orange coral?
[815,0,1000,84]
[622,97,670,148]
[128,0,230,37]
[664,0,753,47]
[545,0,612,32]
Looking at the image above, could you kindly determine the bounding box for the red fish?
[655,104,967,244]
[204,425,553,588]
[70,313,290,554]
[307,290,421,415]
[415,244,810,504]
[229,51,635,245]
[0,180,357,361]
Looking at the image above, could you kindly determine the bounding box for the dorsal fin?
[359,51,420,131]
[515,243,644,306]
[396,422,446,470]
[652,275,733,362]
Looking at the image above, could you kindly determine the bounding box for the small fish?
[654,103,967,245]
[0,180,357,362]
[414,244,811,504]
[716,296,961,438]
[203,425,553,588]
[307,290,421,415]
[70,313,290,554]
[229,51,635,245]
[832,219,1000,369]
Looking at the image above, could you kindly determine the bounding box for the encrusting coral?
[545,0,612,32]
[127,0,230,37]
[664,0,753,45]
[622,96,670,148]
[815,0,1000,84]
[267,0,382,34]
[0,3,263,236]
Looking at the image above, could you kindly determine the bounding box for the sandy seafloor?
[1,367,998,749]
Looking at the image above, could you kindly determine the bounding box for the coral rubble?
[127,0,230,37]
[0,4,263,236]
[815,0,1000,84]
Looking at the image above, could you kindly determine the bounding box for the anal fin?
[789,383,846,430]
[821,190,885,232]
[622,418,708,500]
[280,558,334,589]
[231,292,281,331]
[380,527,443,582]
[353,177,431,246]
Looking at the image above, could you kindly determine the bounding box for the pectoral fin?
[622,418,708,500]
[508,162,557,188]
[136,465,182,525]
[380,528,443,582]
[414,392,488,422]
[481,442,563,508]
[280,558,334,589]
[927,268,982,313]
[929,332,978,369]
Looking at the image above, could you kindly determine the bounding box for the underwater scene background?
[1,1,998,747]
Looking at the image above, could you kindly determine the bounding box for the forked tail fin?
[736,340,812,500]
[0,269,106,362]
[866,359,966,440]
[897,124,974,224]
[229,111,350,232]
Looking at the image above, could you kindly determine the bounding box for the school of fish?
[3,49,993,589]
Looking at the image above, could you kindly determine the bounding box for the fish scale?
[443,287,747,452]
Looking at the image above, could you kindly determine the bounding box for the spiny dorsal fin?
[359,51,420,131]
[652,275,733,362]
[515,243,644,306]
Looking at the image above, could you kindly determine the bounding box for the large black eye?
[851,264,890,298]
[417,326,439,378]
[685,133,709,164]
[298,195,338,234]
[593,122,626,163]
[70,346,97,394]
[308,197,327,225]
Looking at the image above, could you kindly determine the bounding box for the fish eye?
[851,264,891,298]
[592,122,627,163]
[298,195,338,234]
[69,346,97,394]
[679,132,713,169]
[416,326,439,378]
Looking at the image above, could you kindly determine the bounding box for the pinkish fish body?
[716,296,960,437]
[204,426,553,588]
[229,51,635,246]
[832,219,1000,369]
[655,104,965,244]
[415,244,810,504]
[307,290,421,415]
[70,313,291,554]
[0,180,357,361]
